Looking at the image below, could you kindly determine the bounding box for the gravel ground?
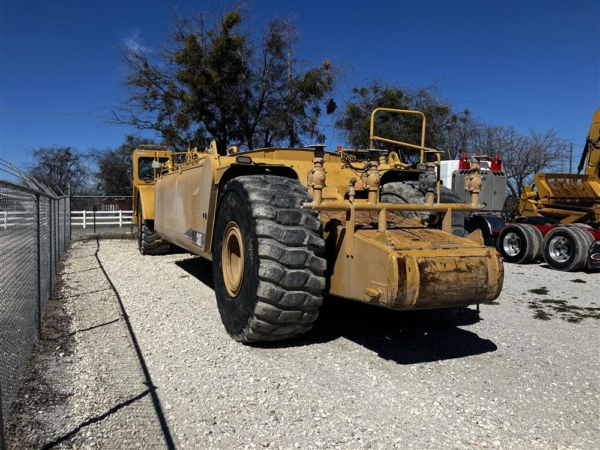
[5,237,600,450]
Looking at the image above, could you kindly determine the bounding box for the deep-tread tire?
[498,223,542,264]
[137,204,170,255]
[380,181,468,237]
[212,175,326,343]
[543,227,592,272]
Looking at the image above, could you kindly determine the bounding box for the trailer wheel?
[498,224,542,264]
[137,202,170,255]
[380,181,468,237]
[543,227,592,271]
[212,175,326,343]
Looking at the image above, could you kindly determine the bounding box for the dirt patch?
[528,298,600,323]
[529,287,549,295]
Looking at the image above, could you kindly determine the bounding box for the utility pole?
[288,47,294,148]
[569,142,573,174]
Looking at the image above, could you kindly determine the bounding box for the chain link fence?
[0,161,70,449]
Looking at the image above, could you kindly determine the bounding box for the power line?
[0,14,119,32]
[0,109,105,118]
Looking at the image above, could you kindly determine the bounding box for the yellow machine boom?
[519,108,600,223]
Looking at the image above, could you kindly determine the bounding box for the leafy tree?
[27,146,89,195]
[95,135,159,196]
[111,7,338,154]
[334,82,471,163]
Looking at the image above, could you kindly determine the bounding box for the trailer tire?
[212,175,326,343]
[380,181,468,237]
[498,223,542,264]
[543,227,592,272]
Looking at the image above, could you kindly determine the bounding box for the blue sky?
[1,0,598,173]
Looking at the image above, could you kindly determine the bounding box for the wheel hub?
[548,236,570,262]
[222,221,245,297]
[503,231,522,257]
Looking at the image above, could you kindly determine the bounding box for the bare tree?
[27,146,89,195]
[472,124,569,197]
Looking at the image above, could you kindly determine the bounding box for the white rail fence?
[1,210,134,230]
[70,210,133,228]
[0,211,33,229]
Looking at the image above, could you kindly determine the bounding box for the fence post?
[35,194,42,338]
[69,197,72,241]
[64,198,69,245]
[49,199,53,293]
[55,199,59,261]
[82,209,86,229]
[119,210,123,228]
[0,380,5,450]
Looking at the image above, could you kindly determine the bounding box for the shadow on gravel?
[40,389,154,450]
[175,256,497,364]
[175,256,214,288]
[295,297,497,364]
[43,318,121,341]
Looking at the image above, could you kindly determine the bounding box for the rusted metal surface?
[324,224,503,310]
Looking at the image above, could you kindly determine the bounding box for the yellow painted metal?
[132,148,172,223]
[222,221,245,297]
[146,107,504,313]
[369,108,439,164]
[135,185,156,223]
[154,153,218,257]
[324,225,503,309]
[518,108,600,223]
[304,200,481,212]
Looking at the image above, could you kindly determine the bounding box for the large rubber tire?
[137,204,170,255]
[380,181,468,237]
[497,223,543,264]
[543,227,593,272]
[473,221,496,247]
[212,175,326,343]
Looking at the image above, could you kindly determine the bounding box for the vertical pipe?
[36,194,42,338]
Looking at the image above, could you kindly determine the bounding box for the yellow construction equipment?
[131,145,172,255]
[519,108,600,224]
[138,109,504,343]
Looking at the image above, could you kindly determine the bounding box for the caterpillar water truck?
[132,109,504,343]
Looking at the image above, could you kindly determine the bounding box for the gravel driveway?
[5,237,599,449]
